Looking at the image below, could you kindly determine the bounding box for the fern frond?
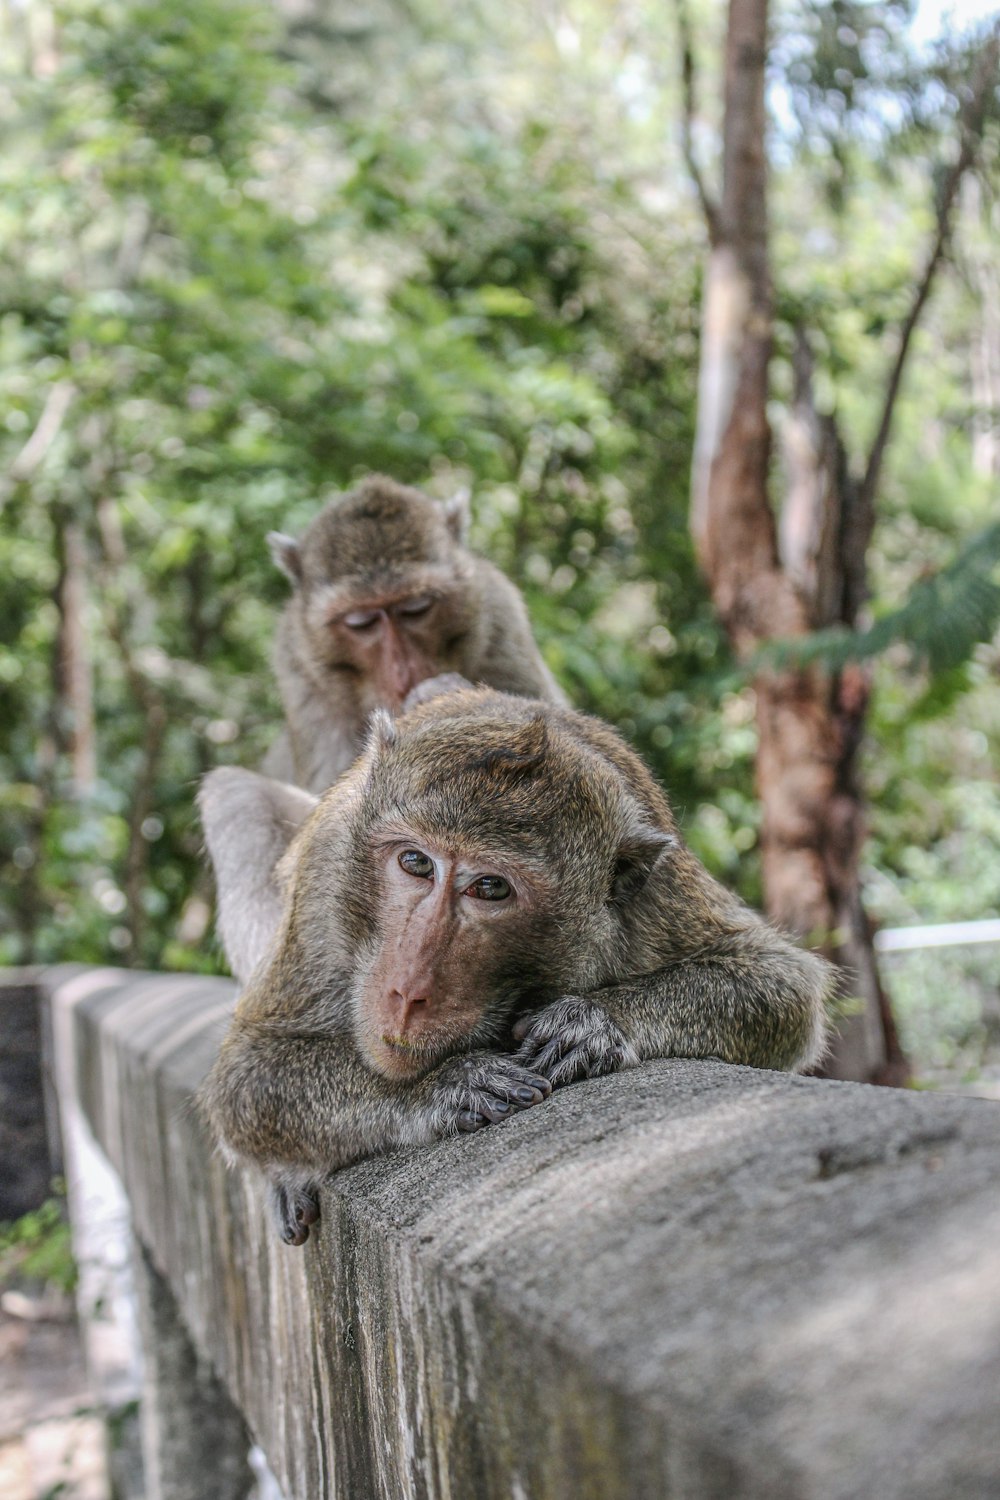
[758,520,1000,679]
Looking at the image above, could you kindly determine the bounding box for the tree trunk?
[53,506,96,796]
[688,0,903,1082]
[754,661,906,1082]
[680,7,998,1080]
[966,179,1000,481]
[95,492,168,965]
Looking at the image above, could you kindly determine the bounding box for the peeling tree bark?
[688,3,849,1051]
[681,0,999,1082]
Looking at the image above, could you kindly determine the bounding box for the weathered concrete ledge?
[44,964,1000,1499]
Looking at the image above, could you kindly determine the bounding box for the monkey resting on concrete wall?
[199,688,832,1245]
[264,475,565,792]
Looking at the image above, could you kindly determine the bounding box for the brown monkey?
[202,691,833,1238]
[264,475,565,792]
[199,689,831,1245]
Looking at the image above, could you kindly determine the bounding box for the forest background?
[2,0,999,1090]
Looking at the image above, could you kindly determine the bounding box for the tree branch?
[52,505,96,794]
[4,379,75,491]
[860,25,1000,511]
[94,467,169,966]
[672,0,722,244]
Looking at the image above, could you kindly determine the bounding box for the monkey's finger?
[543,1047,596,1087]
[513,1035,546,1066]
[476,1098,514,1124]
[507,1083,549,1108]
[456,1111,489,1132]
[511,1014,537,1043]
[503,1068,551,1104]
[547,1044,623,1087]
[518,1037,570,1077]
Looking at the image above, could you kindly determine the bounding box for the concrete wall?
[44,964,1000,1500]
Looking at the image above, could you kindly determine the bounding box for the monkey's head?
[268,476,476,713]
[200,691,677,1083]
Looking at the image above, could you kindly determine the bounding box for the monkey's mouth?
[374,1029,460,1081]
[377,1032,442,1078]
[380,1032,428,1054]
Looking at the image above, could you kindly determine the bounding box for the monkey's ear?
[611,824,676,905]
[366,708,398,756]
[441,487,471,543]
[267,531,304,586]
[198,768,318,983]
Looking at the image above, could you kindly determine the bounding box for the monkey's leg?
[268,1178,321,1247]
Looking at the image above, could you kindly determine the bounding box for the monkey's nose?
[390,988,432,1026]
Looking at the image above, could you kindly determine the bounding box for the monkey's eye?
[396,595,434,619]
[398,849,434,879]
[343,608,380,630]
[466,875,512,902]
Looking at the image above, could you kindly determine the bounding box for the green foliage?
[0,0,998,1091]
[866,780,1000,1075]
[0,1190,77,1296]
[88,0,277,159]
[0,0,729,971]
[757,519,1000,690]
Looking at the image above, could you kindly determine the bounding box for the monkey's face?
[307,577,473,712]
[350,829,554,1081]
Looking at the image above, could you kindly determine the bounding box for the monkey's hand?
[513,997,640,1087]
[426,1052,552,1135]
[403,673,474,711]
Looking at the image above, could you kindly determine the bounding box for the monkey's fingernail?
[457,1111,486,1132]
[528,1074,552,1095]
[515,1087,536,1102]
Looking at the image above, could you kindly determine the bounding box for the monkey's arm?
[201,1025,551,1184]
[473,562,569,706]
[516,926,831,1083]
[202,1028,437,1247]
[198,769,318,984]
[273,614,361,792]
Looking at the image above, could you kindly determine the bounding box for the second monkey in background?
[265,474,566,792]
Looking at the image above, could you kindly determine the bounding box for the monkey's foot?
[270,1181,321,1247]
[430,1053,552,1135]
[514,997,639,1087]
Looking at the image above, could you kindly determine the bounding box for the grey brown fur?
[265,475,565,791]
[199,689,831,1245]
